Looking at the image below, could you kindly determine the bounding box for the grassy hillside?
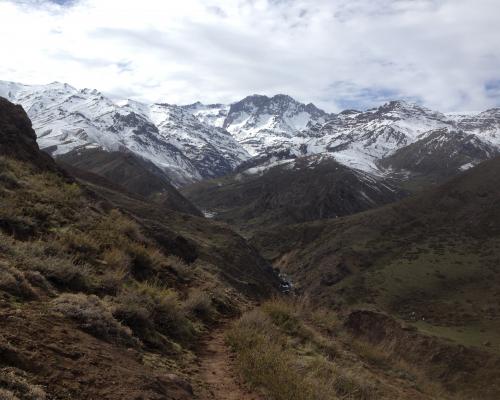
[228,297,497,400]
[250,158,500,398]
[0,97,280,399]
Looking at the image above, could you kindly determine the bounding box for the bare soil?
[0,300,194,400]
[195,325,263,400]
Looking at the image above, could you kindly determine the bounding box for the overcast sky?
[1,0,499,112]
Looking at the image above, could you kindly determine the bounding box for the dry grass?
[113,282,195,348]
[0,368,46,400]
[0,264,37,300]
[227,299,375,400]
[51,293,138,347]
[184,289,215,321]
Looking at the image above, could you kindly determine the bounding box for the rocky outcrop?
[0,97,56,171]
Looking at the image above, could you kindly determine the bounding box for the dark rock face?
[0,97,56,170]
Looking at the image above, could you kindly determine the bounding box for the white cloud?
[0,0,499,112]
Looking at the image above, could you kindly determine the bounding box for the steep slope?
[253,157,500,346]
[183,155,404,234]
[221,94,331,156]
[0,81,249,186]
[305,100,453,173]
[379,127,499,187]
[57,147,202,216]
[456,108,500,146]
[149,102,249,179]
[250,158,500,397]
[0,97,281,399]
[181,102,229,128]
[0,96,56,171]
[3,79,500,192]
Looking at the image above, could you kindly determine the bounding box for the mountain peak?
[270,93,295,102]
[378,99,421,111]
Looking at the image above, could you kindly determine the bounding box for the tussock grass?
[0,264,38,300]
[227,298,374,400]
[52,293,138,347]
[113,282,195,348]
[0,368,46,400]
[0,156,227,356]
[184,289,215,322]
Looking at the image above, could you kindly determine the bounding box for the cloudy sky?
[1,0,499,112]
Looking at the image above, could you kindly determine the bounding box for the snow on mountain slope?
[220,99,500,178]
[219,94,332,156]
[181,102,229,128]
[379,127,500,179]
[456,108,500,147]
[0,80,249,186]
[304,100,454,173]
[2,80,499,186]
[183,96,500,179]
[149,103,249,179]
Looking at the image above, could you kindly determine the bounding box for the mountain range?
[2,89,500,399]
[2,80,500,192]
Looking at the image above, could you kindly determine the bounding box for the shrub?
[0,170,20,189]
[333,369,373,400]
[102,248,131,270]
[97,266,129,296]
[22,271,53,295]
[228,301,375,400]
[127,243,163,281]
[0,265,37,299]
[184,289,214,321]
[57,230,99,261]
[165,256,193,283]
[0,368,46,400]
[262,299,311,341]
[95,210,144,245]
[211,288,239,316]
[52,293,138,347]
[0,388,18,400]
[33,257,92,292]
[113,284,194,348]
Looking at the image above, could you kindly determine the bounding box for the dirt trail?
[196,325,263,400]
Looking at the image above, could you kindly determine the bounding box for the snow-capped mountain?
[302,100,454,173]
[219,94,332,156]
[379,127,499,179]
[2,79,500,189]
[0,80,249,186]
[223,99,500,178]
[455,108,500,147]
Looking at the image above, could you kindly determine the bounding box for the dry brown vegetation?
[0,155,256,398]
[227,298,375,400]
[226,298,481,400]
